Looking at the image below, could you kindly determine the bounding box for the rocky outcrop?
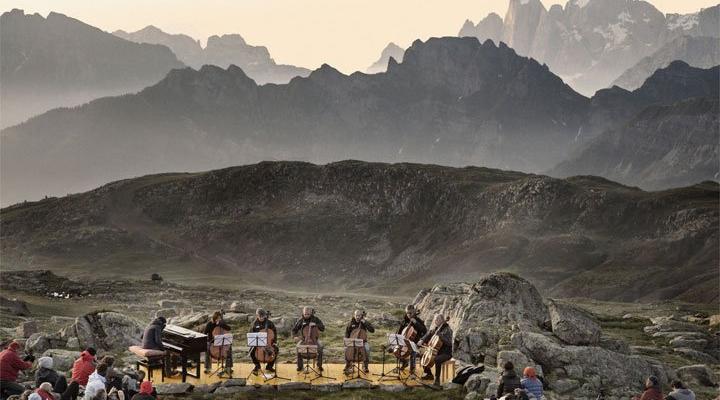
[676,364,718,387]
[366,42,405,74]
[0,296,30,316]
[547,300,600,345]
[643,316,718,363]
[63,311,142,351]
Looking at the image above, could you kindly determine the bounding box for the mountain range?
[0,9,184,128]
[2,37,717,206]
[459,0,720,95]
[113,26,311,84]
[2,161,717,303]
[366,42,405,74]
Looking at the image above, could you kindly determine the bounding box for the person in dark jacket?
[634,376,663,400]
[665,380,695,400]
[343,310,375,373]
[0,341,33,397]
[291,307,325,372]
[249,308,278,374]
[203,311,233,374]
[497,361,521,399]
[396,304,426,373]
[418,314,453,386]
[35,356,68,394]
[141,318,165,351]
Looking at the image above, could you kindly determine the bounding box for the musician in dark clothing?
[292,306,325,372]
[141,317,166,351]
[418,313,453,386]
[344,310,375,373]
[203,311,233,374]
[249,308,278,373]
[396,304,427,373]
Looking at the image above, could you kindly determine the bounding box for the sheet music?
[387,333,404,346]
[247,332,267,347]
[408,340,418,352]
[213,333,233,346]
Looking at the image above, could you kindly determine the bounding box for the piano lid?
[164,324,207,339]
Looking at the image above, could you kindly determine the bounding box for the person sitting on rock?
[35,356,68,395]
[61,348,96,400]
[496,361,521,399]
[120,369,144,398]
[666,380,695,400]
[97,356,121,392]
[0,341,34,397]
[417,314,453,386]
[396,304,426,374]
[34,382,55,400]
[129,381,154,400]
[83,363,108,400]
[633,376,663,400]
[520,366,543,399]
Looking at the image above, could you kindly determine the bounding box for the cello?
[254,311,276,365]
[297,310,320,361]
[345,311,368,364]
[209,310,231,363]
[420,316,449,369]
[392,318,418,360]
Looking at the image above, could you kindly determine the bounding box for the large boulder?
[41,349,79,372]
[512,331,669,398]
[496,349,543,377]
[168,312,208,330]
[414,273,548,363]
[16,321,38,338]
[676,364,717,387]
[0,296,30,316]
[547,300,601,345]
[66,312,142,351]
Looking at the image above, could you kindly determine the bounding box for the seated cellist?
[291,306,325,372]
[203,311,233,374]
[397,304,426,373]
[249,308,278,374]
[343,309,375,373]
[417,313,453,386]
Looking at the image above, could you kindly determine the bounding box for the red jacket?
[71,351,96,386]
[639,387,664,400]
[0,349,32,382]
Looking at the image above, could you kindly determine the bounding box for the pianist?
[140,317,173,375]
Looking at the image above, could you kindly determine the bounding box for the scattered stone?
[26,334,50,354]
[709,314,720,327]
[154,383,193,395]
[193,382,220,393]
[673,348,718,364]
[157,299,187,308]
[311,382,342,392]
[342,379,374,389]
[277,381,311,391]
[676,364,717,387]
[223,313,249,324]
[669,336,708,350]
[69,311,142,351]
[553,378,580,394]
[153,308,178,319]
[496,350,542,377]
[16,321,38,338]
[379,384,407,392]
[465,391,483,400]
[169,312,208,329]
[0,296,30,316]
[66,337,80,350]
[443,382,462,390]
[228,301,245,313]
[271,317,292,337]
[214,385,255,394]
[547,300,600,345]
[221,378,246,387]
[630,345,664,355]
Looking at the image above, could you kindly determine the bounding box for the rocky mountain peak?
[366,42,405,73]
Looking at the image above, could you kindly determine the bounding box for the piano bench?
[136,357,165,382]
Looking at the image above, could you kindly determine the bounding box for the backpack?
[452,365,485,385]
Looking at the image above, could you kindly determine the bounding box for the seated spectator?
[129,381,154,400]
[35,357,68,394]
[666,380,695,400]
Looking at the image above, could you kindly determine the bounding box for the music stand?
[343,338,372,383]
[208,333,233,378]
[246,332,290,383]
[376,334,406,384]
[296,344,335,383]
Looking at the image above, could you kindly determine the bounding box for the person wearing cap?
[130,381,154,400]
[395,304,427,373]
[35,356,68,394]
[249,308,279,374]
[0,341,33,397]
[61,347,96,400]
[203,311,233,374]
[520,366,543,399]
[34,382,56,400]
[633,376,663,400]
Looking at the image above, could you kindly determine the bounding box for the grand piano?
[162,324,207,382]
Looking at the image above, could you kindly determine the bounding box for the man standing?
[344,309,374,373]
[249,308,279,374]
[418,313,453,386]
[396,304,427,373]
[291,306,325,372]
[0,341,33,397]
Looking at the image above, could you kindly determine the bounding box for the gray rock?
[193,382,220,393]
[26,334,50,354]
[221,378,246,387]
[66,337,80,350]
[443,382,463,390]
[222,313,249,324]
[547,300,600,345]
[154,383,193,395]
[277,381,311,391]
[228,301,246,313]
[168,312,208,329]
[379,384,407,392]
[0,296,30,316]
[673,348,718,364]
[644,319,705,335]
[16,321,38,338]
[669,336,708,350]
[157,299,187,308]
[68,311,142,351]
[676,364,717,387]
[497,350,543,377]
[342,379,374,389]
[311,383,342,392]
[553,378,580,394]
[214,385,255,394]
[41,349,78,372]
[464,373,488,394]
[271,317,292,337]
[153,308,178,319]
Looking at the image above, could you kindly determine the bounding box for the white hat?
[29,394,42,400]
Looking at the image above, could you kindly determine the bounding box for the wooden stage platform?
[141,361,455,387]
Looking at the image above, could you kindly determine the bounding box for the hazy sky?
[4,0,718,73]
